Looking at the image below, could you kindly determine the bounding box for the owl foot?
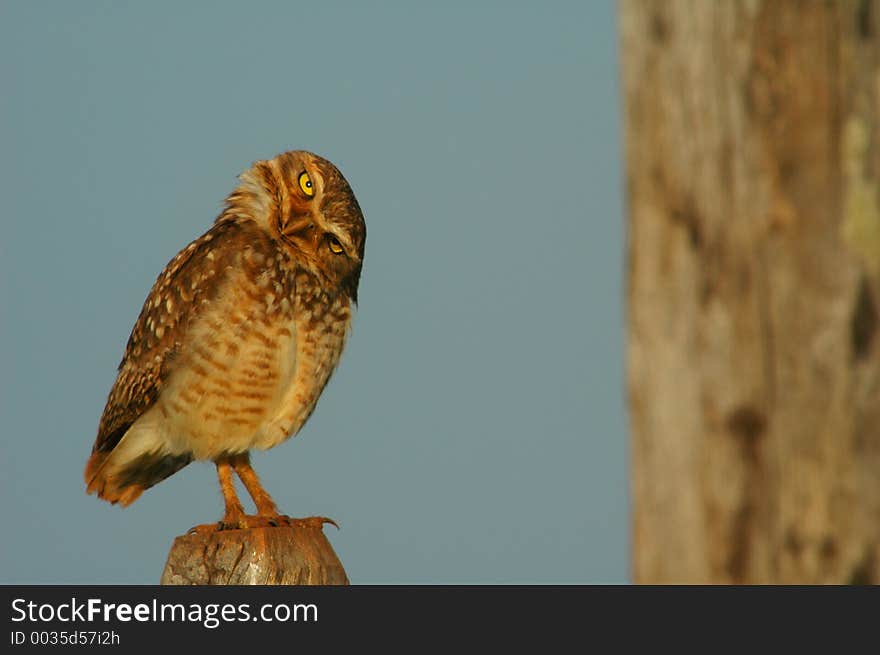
[186,516,265,532]
[186,516,251,533]
[265,515,340,530]
[187,521,229,535]
[217,514,281,530]
[187,514,339,533]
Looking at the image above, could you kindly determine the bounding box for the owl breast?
[154,250,351,461]
[259,269,352,450]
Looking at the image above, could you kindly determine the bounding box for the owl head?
[226,150,366,302]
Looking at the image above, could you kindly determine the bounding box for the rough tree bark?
[621,0,880,583]
[161,519,349,585]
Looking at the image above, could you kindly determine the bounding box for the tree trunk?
[621,0,880,583]
[160,519,349,585]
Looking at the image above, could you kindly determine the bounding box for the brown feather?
[91,219,245,454]
[86,219,265,499]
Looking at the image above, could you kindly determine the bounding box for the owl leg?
[229,452,340,530]
[229,452,281,518]
[216,457,247,529]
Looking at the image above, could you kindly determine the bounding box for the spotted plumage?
[85,150,365,527]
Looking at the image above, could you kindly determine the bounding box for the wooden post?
[161,518,349,585]
[621,0,880,583]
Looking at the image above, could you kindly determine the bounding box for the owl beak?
[281,216,314,240]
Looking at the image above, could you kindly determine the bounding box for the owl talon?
[319,516,340,530]
[269,515,339,530]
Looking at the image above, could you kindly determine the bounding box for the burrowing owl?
[85,150,365,529]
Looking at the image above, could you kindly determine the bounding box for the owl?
[85,150,365,529]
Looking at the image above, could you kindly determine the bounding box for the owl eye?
[327,236,345,255]
[298,171,315,197]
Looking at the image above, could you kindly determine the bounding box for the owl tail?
[85,451,144,506]
[85,426,193,506]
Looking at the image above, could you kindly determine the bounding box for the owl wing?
[90,218,249,460]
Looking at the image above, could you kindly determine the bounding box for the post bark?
[160,519,349,585]
[621,0,880,583]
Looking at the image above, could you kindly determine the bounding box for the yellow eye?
[298,171,314,197]
[328,236,344,254]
